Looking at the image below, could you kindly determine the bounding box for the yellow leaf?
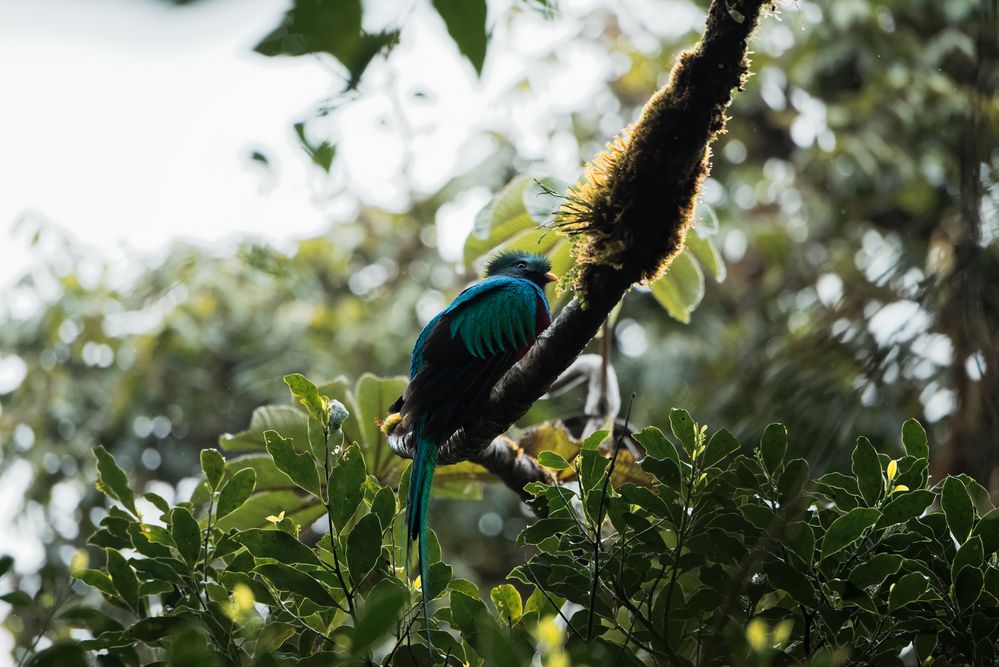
[746,618,768,651]
[887,459,898,481]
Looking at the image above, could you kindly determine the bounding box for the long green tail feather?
[405,423,437,650]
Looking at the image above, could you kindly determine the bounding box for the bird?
[387,250,556,649]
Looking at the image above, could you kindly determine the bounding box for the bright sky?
[0,0,634,289]
[0,0,336,287]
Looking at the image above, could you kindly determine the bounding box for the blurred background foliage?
[0,0,996,656]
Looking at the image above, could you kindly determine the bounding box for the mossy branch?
[392,0,772,495]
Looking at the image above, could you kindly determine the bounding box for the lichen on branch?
[557,0,774,295]
[394,0,774,497]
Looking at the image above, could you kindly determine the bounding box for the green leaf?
[650,251,705,324]
[329,444,367,531]
[426,561,452,600]
[490,584,523,622]
[25,642,87,667]
[702,428,740,468]
[450,590,490,645]
[351,579,407,654]
[581,429,609,451]
[214,489,325,532]
[820,508,881,561]
[537,451,571,470]
[848,554,903,589]
[889,572,928,611]
[942,476,974,543]
[254,0,398,90]
[170,507,201,565]
[781,521,815,564]
[639,456,681,488]
[284,373,328,426]
[264,430,321,497]
[972,508,999,555]
[74,569,116,598]
[954,565,984,611]
[0,555,13,577]
[953,536,984,581]
[370,487,396,531]
[432,0,488,74]
[668,409,696,455]
[353,373,407,466]
[254,563,337,607]
[106,548,140,611]
[759,423,788,474]
[1,591,32,607]
[764,559,815,607]
[901,419,928,460]
[876,489,935,529]
[524,586,564,618]
[778,458,809,501]
[200,449,225,490]
[852,436,883,506]
[219,405,309,452]
[632,426,679,463]
[685,230,726,282]
[253,622,297,659]
[216,468,257,519]
[235,528,322,566]
[293,122,336,173]
[464,176,534,265]
[93,446,137,517]
[346,513,381,583]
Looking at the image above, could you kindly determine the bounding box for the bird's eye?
[517,261,527,269]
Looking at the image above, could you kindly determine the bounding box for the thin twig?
[324,428,356,620]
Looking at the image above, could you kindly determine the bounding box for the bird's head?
[484,251,557,287]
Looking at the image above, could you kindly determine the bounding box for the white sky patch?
[0,0,331,287]
[436,187,492,262]
[868,300,930,346]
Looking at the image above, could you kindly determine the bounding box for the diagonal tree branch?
[391,0,773,496]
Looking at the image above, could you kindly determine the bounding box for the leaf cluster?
[10,377,999,666]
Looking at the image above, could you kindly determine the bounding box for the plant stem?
[324,427,356,620]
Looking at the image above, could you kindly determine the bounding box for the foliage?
[6,373,999,665]
[466,175,724,323]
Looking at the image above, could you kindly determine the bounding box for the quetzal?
[388,250,556,645]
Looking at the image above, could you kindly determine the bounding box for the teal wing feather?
[446,277,546,359]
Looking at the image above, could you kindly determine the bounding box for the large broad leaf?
[650,251,704,324]
[254,0,398,90]
[432,0,488,74]
[464,176,565,267]
[219,406,309,453]
[353,373,408,480]
[214,490,325,532]
[465,176,537,265]
[685,229,726,282]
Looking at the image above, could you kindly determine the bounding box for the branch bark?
[391,0,772,496]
